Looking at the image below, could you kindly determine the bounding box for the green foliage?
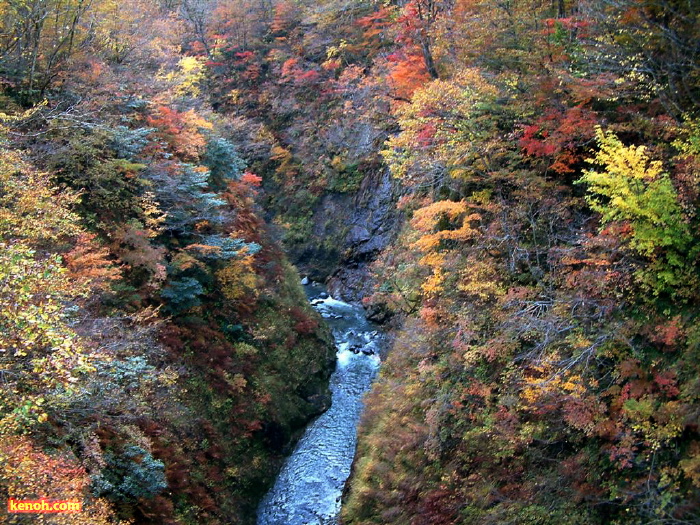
[196,234,261,260]
[47,129,148,229]
[673,117,700,156]
[96,356,156,392]
[328,158,364,193]
[152,163,226,233]
[161,277,205,313]
[109,125,155,159]
[202,136,246,191]
[92,445,167,501]
[578,127,698,298]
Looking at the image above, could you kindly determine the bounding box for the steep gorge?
[1,0,699,524]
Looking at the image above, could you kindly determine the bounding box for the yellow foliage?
[623,398,684,451]
[418,251,446,268]
[0,146,99,435]
[421,267,446,296]
[405,200,484,298]
[382,68,500,186]
[216,255,260,303]
[520,360,587,405]
[680,442,700,488]
[234,342,258,357]
[457,260,504,301]
[0,148,82,244]
[167,56,207,98]
[139,191,167,236]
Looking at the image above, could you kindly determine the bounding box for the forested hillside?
[0,2,337,523]
[1,0,699,523]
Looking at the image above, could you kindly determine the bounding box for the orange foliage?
[387,50,432,100]
[240,171,262,187]
[109,223,167,278]
[419,305,442,329]
[410,200,481,252]
[356,6,396,44]
[146,106,212,160]
[0,436,124,524]
[64,233,121,291]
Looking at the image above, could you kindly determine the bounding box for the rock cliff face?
[327,167,402,302]
[294,166,402,303]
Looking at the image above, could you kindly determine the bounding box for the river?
[256,283,381,525]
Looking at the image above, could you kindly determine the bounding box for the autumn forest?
[1,0,699,523]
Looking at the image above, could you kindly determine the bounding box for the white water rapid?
[256,285,381,525]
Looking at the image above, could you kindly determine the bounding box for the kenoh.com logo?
[7,498,82,513]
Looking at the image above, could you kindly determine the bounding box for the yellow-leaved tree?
[578,127,699,299]
[382,68,500,189]
[409,200,481,296]
[0,125,125,523]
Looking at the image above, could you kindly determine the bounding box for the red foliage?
[395,1,429,47]
[620,380,653,401]
[420,488,458,525]
[289,305,319,335]
[543,17,591,36]
[608,441,637,469]
[653,371,680,398]
[280,58,321,85]
[271,0,296,34]
[416,122,437,147]
[137,495,175,521]
[519,105,597,173]
[647,316,685,350]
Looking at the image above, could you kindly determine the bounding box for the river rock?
[365,302,392,324]
[301,276,309,285]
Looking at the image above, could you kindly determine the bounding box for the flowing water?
[256,285,381,525]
